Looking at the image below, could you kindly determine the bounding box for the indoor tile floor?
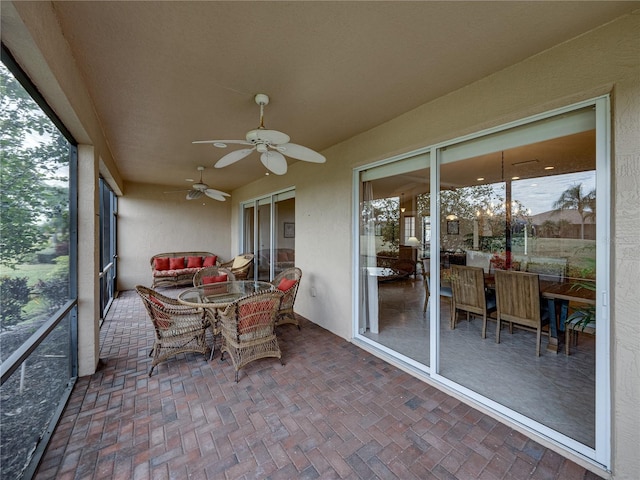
[364,277,597,448]
[34,288,603,479]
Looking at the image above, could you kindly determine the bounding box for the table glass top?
[178,280,274,306]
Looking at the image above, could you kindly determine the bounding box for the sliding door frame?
[353,96,611,469]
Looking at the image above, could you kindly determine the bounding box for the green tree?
[0,62,69,267]
[373,197,400,251]
[552,183,595,240]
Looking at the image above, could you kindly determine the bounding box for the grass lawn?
[0,263,57,287]
[1,263,60,325]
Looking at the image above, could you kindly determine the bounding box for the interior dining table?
[539,279,596,353]
[178,280,275,358]
[442,270,596,354]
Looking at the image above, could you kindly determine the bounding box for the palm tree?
[552,184,596,240]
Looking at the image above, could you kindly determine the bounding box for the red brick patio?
[34,289,603,479]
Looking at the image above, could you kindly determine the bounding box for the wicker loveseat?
[150,252,221,288]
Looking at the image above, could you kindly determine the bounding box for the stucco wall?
[117,182,232,290]
[233,13,639,478]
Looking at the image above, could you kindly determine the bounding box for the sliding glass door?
[241,189,295,281]
[99,178,117,321]
[355,97,609,464]
[358,152,430,365]
[438,104,601,451]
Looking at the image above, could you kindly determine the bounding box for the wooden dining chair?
[423,275,453,327]
[494,270,550,356]
[451,265,496,338]
[450,265,496,337]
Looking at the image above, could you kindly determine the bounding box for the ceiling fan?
[167,166,230,201]
[193,93,326,175]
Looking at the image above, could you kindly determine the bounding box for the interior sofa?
[257,248,295,277]
[150,251,221,288]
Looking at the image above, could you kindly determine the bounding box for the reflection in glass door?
[242,189,295,281]
[357,153,430,366]
[438,105,601,450]
[355,98,609,464]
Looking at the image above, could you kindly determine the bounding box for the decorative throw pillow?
[203,255,217,267]
[154,257,170,271]
[202,274,227,284]
[232,255,249,269]
[169,257,185,270]
[187,256,203,268]
[277,278,297,292]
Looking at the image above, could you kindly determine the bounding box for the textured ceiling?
[43,1,638,192]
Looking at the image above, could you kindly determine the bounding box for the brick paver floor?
[34,289,604,479]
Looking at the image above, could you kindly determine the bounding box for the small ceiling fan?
[167,166,230,201]
[193,93,326,175]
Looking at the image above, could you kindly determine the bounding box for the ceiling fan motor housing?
[245,129,290,146]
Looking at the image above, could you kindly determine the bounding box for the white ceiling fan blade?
[204,191,227,201]
[214,147,256,168]
[205,188,230,197]
[260,151,288,175]
[186,190,204,200]
[192,139,252,147]
[277,143,326,163]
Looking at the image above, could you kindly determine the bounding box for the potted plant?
[566,279,596,331]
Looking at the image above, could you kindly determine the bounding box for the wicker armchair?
[135,285,211,376]
[220,253,254,280]
[271,267,302,329]
[219,290,284,382]
[193,266,236,286]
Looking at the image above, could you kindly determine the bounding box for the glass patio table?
[178,281,275,358]
[178,280,275,309]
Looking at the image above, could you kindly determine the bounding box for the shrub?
[35,256,69,311]
[0,276,30,329]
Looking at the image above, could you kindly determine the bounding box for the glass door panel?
[256,201,271,281]
[358,153,430,365]
[438,106,597,448]
[273,194,295,279]
[242,190,295,282]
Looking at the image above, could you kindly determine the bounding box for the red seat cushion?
[202,274,228,284]
[238,301,273,333]
[277,278,297,292]
[154,257,170,271]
